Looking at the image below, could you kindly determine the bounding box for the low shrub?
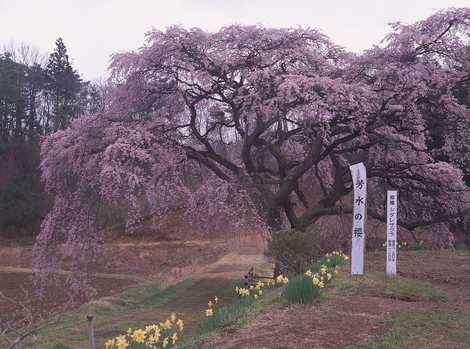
[315,251,348,269]
[266,228,321,274]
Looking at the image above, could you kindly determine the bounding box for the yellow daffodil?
[206,308,214,317]
[162,337,169,348]
[160,319,172,330]
[131,329,146,343]
[105,339,115,349]
[146,333,159,345]
[116,335,128,349]
[327,273,332,281]
[318,281,325,288]
[172,332,178,344]
[237,287,250,296]
[153,330,161,342]
[176,319,184,332]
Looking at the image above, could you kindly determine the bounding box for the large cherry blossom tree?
[36,8,470,277]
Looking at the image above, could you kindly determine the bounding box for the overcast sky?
[1,0,469,80]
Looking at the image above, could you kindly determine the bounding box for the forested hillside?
[0,39,107,237]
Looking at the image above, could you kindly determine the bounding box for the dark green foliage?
[0,53,44,142]
[315,253,345,270]
[282,274,320,304]
[0,39,106,238]
[44,38,84,132]
[266,229,321,274]
[0,144,46,236]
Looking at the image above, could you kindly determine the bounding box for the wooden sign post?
[349,162,367,275]
[386,190,398,277]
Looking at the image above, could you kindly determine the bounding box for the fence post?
[87,315,95,349]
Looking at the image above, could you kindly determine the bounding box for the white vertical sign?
[386,190,398,277]
[349,162,367,275]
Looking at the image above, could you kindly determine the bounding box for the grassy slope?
[358,310,470,349]
[198,251,470,348]
[22,250,470,348]
[30,250,272,348]
[336,272,470,349]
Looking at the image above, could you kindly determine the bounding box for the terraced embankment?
[25,246,272,348]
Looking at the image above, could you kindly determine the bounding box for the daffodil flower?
[131,329,146,344]
[176,319,184,332]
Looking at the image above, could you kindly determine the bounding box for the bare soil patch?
[202,250,470,349]
[0,272,134,323]
[0,237,230,325]
[203,296,418,349]
[366,250,470,306]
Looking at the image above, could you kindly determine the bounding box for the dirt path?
[202,251,470,349]
[96,248,273,341]
[203,295,404,349]
[33,245,272,349]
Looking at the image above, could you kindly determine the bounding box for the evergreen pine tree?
[45,38,82,132]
